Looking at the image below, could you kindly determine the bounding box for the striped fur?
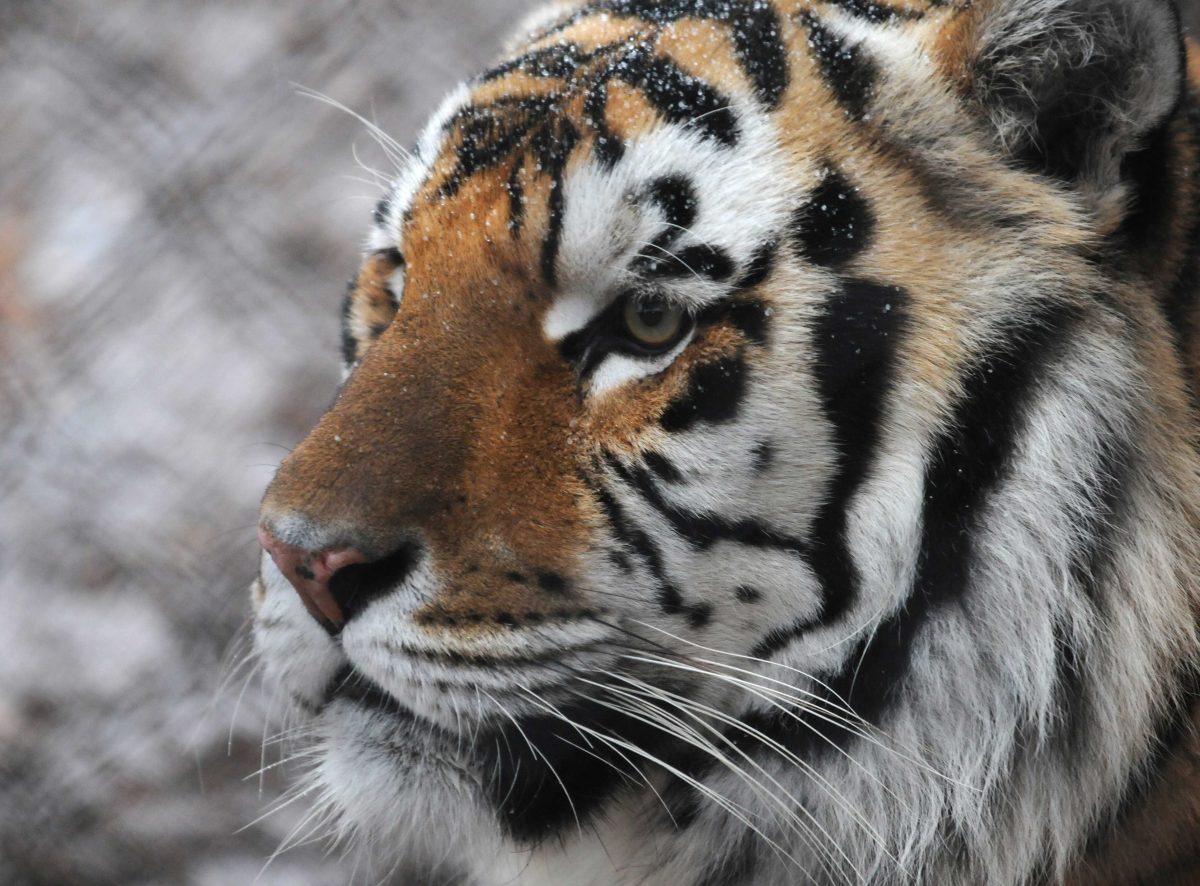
[253,1,1200,883]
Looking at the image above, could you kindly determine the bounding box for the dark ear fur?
[967,0,1184,212]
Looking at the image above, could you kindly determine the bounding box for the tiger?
[250,0,1200,883]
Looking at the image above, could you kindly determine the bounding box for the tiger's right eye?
[622,295,687,352]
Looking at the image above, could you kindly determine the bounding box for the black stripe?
[752,278,909,658]
[733,239,778,292]
[791,166,877,269]
[545,0,790,109]
[479,41,593,82]
[646,175,699,231]
[536,119,582,285]
[439,99,551,199]
[644,450,683,483]
[640,243,735,282]
[605,453,806,556]
[583,78,626,168]
[660,353,748,432]
[826,0,926,24]
[612,45,740,146]
[797,11,878,120]
[340,279,358,366]
[747,302,1080,759]
[372,193,391,227]
[586,472,699,620]
[506,155,526,236]
[699,296,772,346]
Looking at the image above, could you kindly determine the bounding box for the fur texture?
[253,1,1200,883]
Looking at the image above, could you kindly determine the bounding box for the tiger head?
[253,1,1200,883]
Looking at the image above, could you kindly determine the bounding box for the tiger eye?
[623,296,685,348]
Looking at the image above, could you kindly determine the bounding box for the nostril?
[258,525,367,633]
[328,540,422,623]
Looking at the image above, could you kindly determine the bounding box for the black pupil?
[638,302,665,327]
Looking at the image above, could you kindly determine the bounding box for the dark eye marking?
[791,167,876,269]
[698,297,772,346]
[559,290,694,378]
[643,451,683,483]
[636,244,735,282]
[735,239,779,291]
[660,353,747,432]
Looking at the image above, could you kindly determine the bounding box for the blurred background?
[2,2,1199,884]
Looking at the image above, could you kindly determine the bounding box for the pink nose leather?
[257,526,367,630]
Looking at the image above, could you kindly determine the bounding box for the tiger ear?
[960,0,1185,218]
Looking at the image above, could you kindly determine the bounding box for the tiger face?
[252,1,1200,883]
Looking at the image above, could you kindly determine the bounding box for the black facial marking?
[536,119,582,285]
[587,471,712,623]
[687,602,713,628]
[751,301,1081,752]
[734,239,778,291]
[440,98,551,199]
[536,570,571,596]
[609,550,634,573]
[735,585,761,603]
[719,298,772,346]
[1051,438,1134,748]
[826,0,926,24]
[584,79,626,168]
[616,47,740,146]
[803,280,908,629]
[640,244,735,282]
[750,440,774,473]
[644,450,683,483]
[476,686,696,843]
[1160,108,1200,400]
[791,168,876,269]
[647,175,699,231]
[340,280,358,366]
[587,0,790,108]
[506,155,526,237]
[375,246,404,267]
[372,194,391,227]
[661,354,747,432]
[479,41,593,82]
[798,11,878,120]
[605,453,806,557]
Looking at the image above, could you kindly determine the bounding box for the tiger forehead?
[398,0,966,229]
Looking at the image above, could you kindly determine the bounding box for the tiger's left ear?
[955,0,1185,222]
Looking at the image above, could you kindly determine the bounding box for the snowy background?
[2,2,1198,883]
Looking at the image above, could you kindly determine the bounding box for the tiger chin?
[250,0,1200,883]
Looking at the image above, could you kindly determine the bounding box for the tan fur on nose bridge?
[262,205,592,622]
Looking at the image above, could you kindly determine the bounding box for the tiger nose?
[257,526,367,632]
